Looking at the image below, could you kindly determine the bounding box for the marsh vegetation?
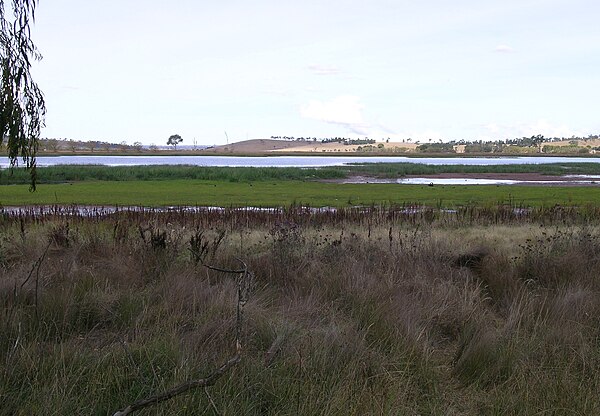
[3,164,600,208]
[1,209,599,414]
[4,163,600,185]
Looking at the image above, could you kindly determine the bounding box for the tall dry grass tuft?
[1,216,600,414]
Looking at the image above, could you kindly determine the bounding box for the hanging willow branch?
[0,0,45,190]
[113,258,254,416]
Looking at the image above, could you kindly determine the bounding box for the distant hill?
[33,136,600,156]
[207,139,314,153]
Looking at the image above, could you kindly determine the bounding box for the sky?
[29,0,600,146]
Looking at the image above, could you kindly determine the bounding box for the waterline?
[3,155,600,168]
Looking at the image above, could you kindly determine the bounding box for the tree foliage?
[167,134,182,149]
[1,0,45,189]
[416,142,456,153]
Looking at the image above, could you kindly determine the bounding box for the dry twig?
[11,241,51,321]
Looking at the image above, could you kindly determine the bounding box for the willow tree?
[1,0,45,189]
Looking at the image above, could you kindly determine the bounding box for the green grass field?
[2,179,600,207]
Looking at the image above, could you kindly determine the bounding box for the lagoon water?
[2,155,600,168]
[395,178,597,185]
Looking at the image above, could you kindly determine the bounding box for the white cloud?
[307,64,343,76]
[369,128,445,143]
[480,120,584,139]
[402,130,446,142]
[494,44,515,53]
[520,119,583,138]
[262,87,291,97]
[483,122,500,134]
[300,95,370,134]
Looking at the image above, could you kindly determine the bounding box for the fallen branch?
[113,257,252,415]
[113,354,240,416]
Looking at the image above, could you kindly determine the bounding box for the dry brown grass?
[1,217,599,414]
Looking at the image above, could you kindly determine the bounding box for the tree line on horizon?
[10,133,598,155]
[269,133,600,145]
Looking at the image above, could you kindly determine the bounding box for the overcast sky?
[30,0,600,145]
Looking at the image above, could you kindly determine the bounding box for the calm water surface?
[2,155,600,168]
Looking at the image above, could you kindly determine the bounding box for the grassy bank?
[1,216,599,414]
[2,179,600,207]
[4,163,600,184]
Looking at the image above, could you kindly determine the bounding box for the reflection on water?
[397,178,552,185]
[341,177,600,185]
[565,174,600,179]
[2,155,600,168]
[0,205,507,218]
[396,178,600,185]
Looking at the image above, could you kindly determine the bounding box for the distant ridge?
[207,139,313,153]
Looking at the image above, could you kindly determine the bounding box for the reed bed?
[3,203,600,229]
[0,165,347,184]
[3,162,600,184]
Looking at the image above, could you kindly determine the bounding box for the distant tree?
[167,134,183,150]
[86,141,97,152]
[68,139,77,153]
[133,141,143,152]
[346,138,375,145]
[416,143,456,153]
[48,139,59,153]
[119,141,129,152]
[1,0,45,188]
[464,143,494,153]
[102,142,111,152]
[149,143,158,152]
[531,134,545,152]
